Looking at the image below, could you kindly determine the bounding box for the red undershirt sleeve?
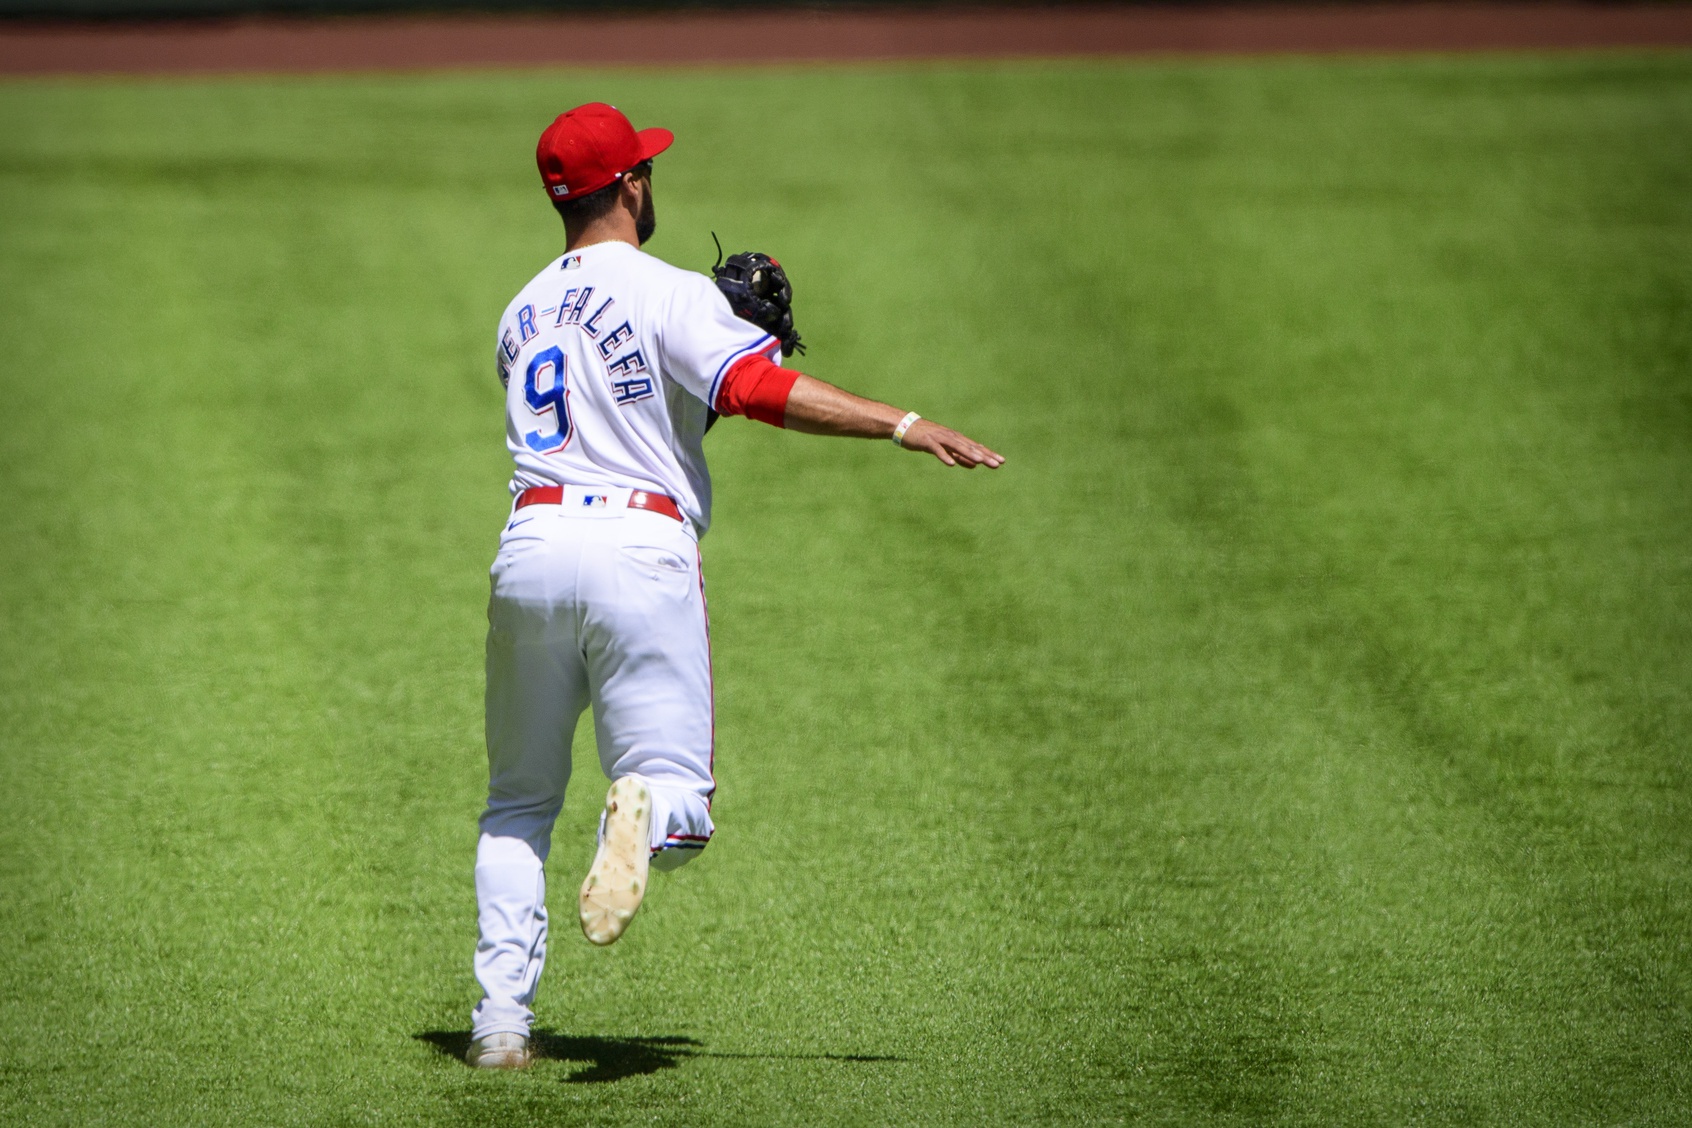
[713,354,800,428]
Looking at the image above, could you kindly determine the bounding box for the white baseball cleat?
[466,1031,531,1070]
[579,775,652,946]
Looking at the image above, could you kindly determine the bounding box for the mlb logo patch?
[582,494,608,508]
[561,254,582,270]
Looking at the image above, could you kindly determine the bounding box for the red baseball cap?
[536,103,673,202]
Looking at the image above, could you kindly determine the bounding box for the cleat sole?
[579,776,652,946]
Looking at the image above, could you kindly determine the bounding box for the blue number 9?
[523,346,571,454]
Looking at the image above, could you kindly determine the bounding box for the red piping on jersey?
[713,354,799,428]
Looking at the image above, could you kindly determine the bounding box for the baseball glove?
[711,235,805,359]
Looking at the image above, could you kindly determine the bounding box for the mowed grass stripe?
[1,55,1689,1125]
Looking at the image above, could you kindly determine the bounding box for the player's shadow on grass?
[416,1030,902,1084]
[417,1029,694,1082]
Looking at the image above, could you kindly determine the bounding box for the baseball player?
[467,102,1003,1069]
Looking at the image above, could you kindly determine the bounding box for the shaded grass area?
[414,1029,902,1084]
[0,53,1689,1125]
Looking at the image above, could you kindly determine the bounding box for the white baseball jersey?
[494,240,781,534]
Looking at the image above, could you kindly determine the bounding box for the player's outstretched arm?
[782,374,1005,469]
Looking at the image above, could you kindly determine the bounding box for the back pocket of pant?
[619,545,692,584]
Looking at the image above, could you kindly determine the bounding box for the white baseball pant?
[471,488,715,1039]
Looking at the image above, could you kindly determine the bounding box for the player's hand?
[901,420,1005,469]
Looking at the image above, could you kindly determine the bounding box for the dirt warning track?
[1,3,1689,76]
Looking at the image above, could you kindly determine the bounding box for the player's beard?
[635,185,657,245]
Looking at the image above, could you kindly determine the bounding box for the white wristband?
[892,411,921,447]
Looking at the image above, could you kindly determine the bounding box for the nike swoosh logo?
[506,517,534,531]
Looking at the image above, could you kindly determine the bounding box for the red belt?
[514,485,683,523]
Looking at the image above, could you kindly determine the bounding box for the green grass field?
[2,51,1690,1126]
